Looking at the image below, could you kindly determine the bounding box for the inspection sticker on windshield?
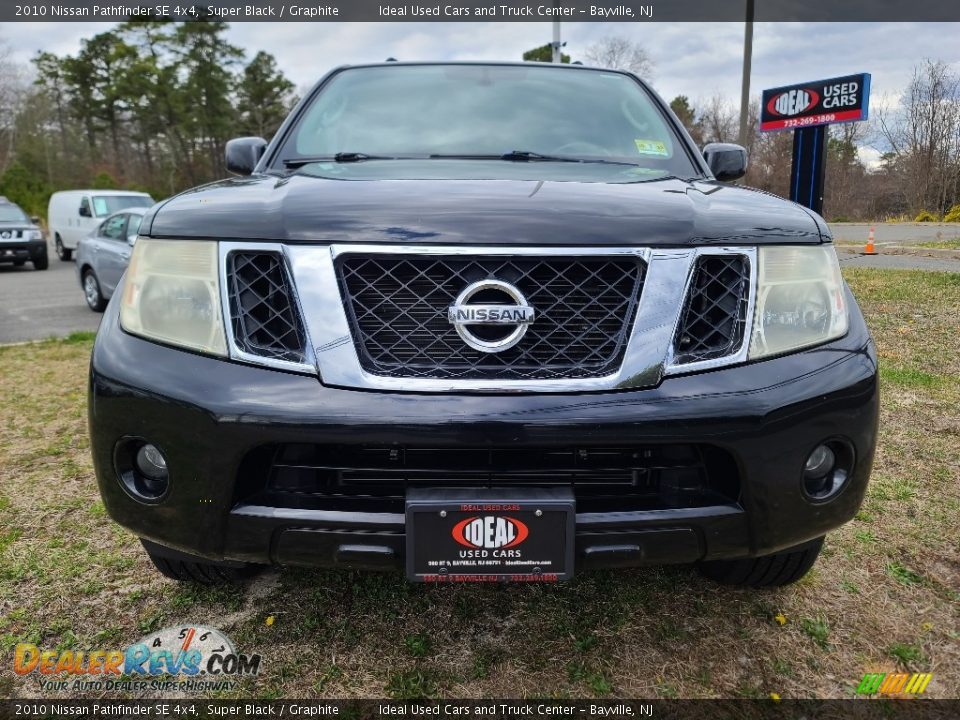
[634,139,670,157]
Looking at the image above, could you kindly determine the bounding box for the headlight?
[748,245,848,360]
[120,239,227,356]
[27,230,43,241]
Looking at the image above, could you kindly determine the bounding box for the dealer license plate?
[405,487,575,582]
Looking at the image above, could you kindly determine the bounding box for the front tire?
[141,539,255,585]
[55,235,72,261]
[82,269,107,312]
[698,536,824,587]
[33,253,48,271]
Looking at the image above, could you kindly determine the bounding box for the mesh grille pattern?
[674,255,750,364]
[227,251,306,363]
[337,255,645,380]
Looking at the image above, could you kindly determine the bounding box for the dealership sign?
[760,73,871,132]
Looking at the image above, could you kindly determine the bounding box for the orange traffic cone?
[862,226,878,255]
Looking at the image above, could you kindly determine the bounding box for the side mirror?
[703,143,748,182]
[79,205,91,217]
[30,216,41,225]
[225,137,268,176]
[127,234,138,247]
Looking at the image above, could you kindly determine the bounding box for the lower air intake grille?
[227,251,306,363]
[233,443,742,515]
[674,255,750,364]
[336,255,645,380]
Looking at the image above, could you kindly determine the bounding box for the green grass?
[888,642,926,666]
[879,366,941,388]
[799,616,831,649]
[914,239,960,250]
[386,668,440,699]
[403,632,432,658]
[886,562,924,586]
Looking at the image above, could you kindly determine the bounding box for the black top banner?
[5,0,960,22]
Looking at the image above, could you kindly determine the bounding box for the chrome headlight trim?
[662,247,758,377]
[218,241,317,375]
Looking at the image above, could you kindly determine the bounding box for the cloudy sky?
[4,21,959,165]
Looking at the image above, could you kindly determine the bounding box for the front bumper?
[89,287,878,573]
[0,240,45,263]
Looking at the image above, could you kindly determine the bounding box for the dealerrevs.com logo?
[13,625,261,693]
[453,516,529,550]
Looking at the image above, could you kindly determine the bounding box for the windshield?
[281,65,698,177]
[92,195,153,217]
[0,204,29,223]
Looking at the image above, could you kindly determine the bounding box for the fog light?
[804,444,835,479]
[136,443,168,479]
[115,439,171,502]
[802,440,854,502]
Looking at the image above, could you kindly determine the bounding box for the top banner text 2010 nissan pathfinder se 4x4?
[88,62,878,587]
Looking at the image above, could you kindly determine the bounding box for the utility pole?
[738,0,755,146]
[552,20,561,63]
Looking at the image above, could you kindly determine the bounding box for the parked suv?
[89,63,878,587]
[0,197,47,270]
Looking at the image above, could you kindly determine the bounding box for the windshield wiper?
[631,174,694,184]
[501,150,573,162]
[283,152,399,167]
[429,151,639,167]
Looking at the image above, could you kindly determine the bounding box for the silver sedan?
[75,207,149,312]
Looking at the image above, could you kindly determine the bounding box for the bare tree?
[745,129,794,199]
[878,60,960,214]
[583,36,654,78]
[698,94,739,145]
[0,38,30,173]
[823,122,869,220]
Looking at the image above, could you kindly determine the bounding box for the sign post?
[760,73,871,214]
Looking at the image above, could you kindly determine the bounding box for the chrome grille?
[226,251,306,363]
[336,255,645,380]
[674,255,750,364]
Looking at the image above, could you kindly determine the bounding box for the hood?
[145,171,824,246]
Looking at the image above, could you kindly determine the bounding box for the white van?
[48,190,154,261]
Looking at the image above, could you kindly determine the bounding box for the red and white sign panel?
[760,73,871,132]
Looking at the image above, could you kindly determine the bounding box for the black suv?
[89,63,877,587]
[0,197,47,270]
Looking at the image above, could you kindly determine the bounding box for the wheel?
[82,269,107,312]
[33,253,48,271]
[55,235,72,261]
[141,539,255,585]
[698,536,825,587]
